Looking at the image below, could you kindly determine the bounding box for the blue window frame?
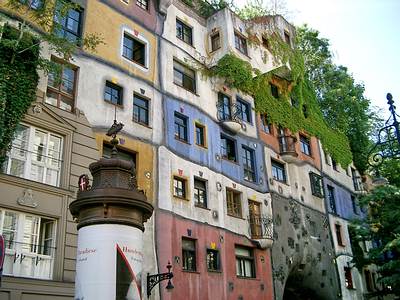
[54,2,82,44]
[174,112,188,142]
[242,146,256,182]
[237,97,251,123]
[272,160,286,183]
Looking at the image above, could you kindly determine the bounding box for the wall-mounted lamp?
[147,261,174,297]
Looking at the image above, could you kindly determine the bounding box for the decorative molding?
[17,189,38,208]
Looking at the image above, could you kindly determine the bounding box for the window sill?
[273,179,289,186]
[173,195,189,201]
[195,143,208,150]
[173,82,199,96]
[122,55,148,70]
[174,137,191,145]
[210,47,221,53]
[194,205,210,210]
[243,178,257,184]
[182,270,200,274]
[207,269,222,274]
[177,37,196,49]
[236,276,258,280]
[227,213,245,220]
[44,101,74,114]
[221,157,239,165]
[104,100,123,108]
[132,120,152,129]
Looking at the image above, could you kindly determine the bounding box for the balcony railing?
[216,102,242,133]
[247,214,274,240]
[278,135,298,162]
[3,240,55,280]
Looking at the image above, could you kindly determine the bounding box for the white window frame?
[0,209,56,280]
[120,27,150,72]
[4,124,63,187]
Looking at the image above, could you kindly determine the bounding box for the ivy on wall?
[0,24,40,167]
[206,49,353,167]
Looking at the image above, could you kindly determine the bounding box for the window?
[4,124,62,187]
[309,172,324,198]
[335,223,344,246]
[173,60,196,92]
[173,176,186,198]
[262,37,269,50]
[234,32,248,55]
[364,270,374,292]
[284,31,291,45]
[351,195,358,215]
[174,112,188,142]
[133,94,149,126]
[102,144,136,164]
[218,93,232,121]
[291,96,299,108]
[195,123,205,147]
[104,81,123,105]
[260,114,272,134]
[122,33,146,66]
[20,0,43,9]
[206,249,220,271]
[327,185,337,213]
[270,84,279,98]
[211,32,221,51]
[272,160,286,183]
[235,246,255,278]
[220,135,236,162]
[300,135,311,156]
[176,19,193,45]
[332,159,338,171]
[194,178,207,208]
[54,2,82,43]
[0,209,56,279]
[136,0,148,10]
[226,189,242,217]
[237,98,251,123]
[242,146,256,182]
[182,238,196,271]
[344,267,354,289]
[46,61,77,112]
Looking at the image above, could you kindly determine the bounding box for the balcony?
[247,214,274,249]
[216,102,242,134]
[278,135,298,163]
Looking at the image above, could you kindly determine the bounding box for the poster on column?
[74,224,144,300]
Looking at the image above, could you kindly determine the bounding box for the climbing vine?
[205,42,353,166]
[0,24,39,167]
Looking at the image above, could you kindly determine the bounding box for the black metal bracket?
[147,262,174,297]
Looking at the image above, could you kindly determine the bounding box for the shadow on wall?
[283,275,325,300]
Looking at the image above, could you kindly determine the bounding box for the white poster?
[75,224,144,300]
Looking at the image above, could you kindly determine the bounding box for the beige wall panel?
[64,246,77,260]
[65,233,78,247]
[0,292,10,300]
[63,270,75,283]
[0,182,63,216]
[63,259,76,272]
[66,220,78,234]
[72,143,99,160]
[70,153,97,170]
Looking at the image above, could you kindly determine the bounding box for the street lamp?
[147,261,174,297]
[368,93,400,170]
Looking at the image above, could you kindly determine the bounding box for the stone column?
[70,156,153,300]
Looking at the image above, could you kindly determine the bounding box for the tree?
[236,0,289,20]
[296,25,374,174]
[351,185,400,297]
[0,0,102,166]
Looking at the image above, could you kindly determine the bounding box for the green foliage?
[207,51,353,166]
[236,0,289,20]
[0,24,39,165]
[351,185,400,296]
[297,25,374,174]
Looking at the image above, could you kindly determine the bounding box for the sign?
[78,174,89,191]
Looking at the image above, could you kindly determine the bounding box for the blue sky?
[236,0,400,119]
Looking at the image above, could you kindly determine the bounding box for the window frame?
[226,188,242,218]
[271,160,286,183]
[309,172,324,198]
[136,0,149,10]
[299,135,311,156]
[133,93,150,126]
[270,83,279,99]
[327,185,337,214]
[173,176,187,199]
[335,223,345,247]
[104,81,123,106]
[53,2,82,45]
[4,124,63,187]
[174,112,189,142]
[220,134,237,162]
[236,97,251,124]
[182,237,196,271]
[194,122,206,147]
[234,31,248,56]
[206,248,221,272]
[176,19,193,46]
[242,146,256,182]
[235,246,255,278]
[194,177,207,208]
[173,59,196,93]
[210,31,221,52]
[46,59,78,112]
[122,32,147,67]
[218,92,232,121]
[260,113,272,134]
[344,266,354,289]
